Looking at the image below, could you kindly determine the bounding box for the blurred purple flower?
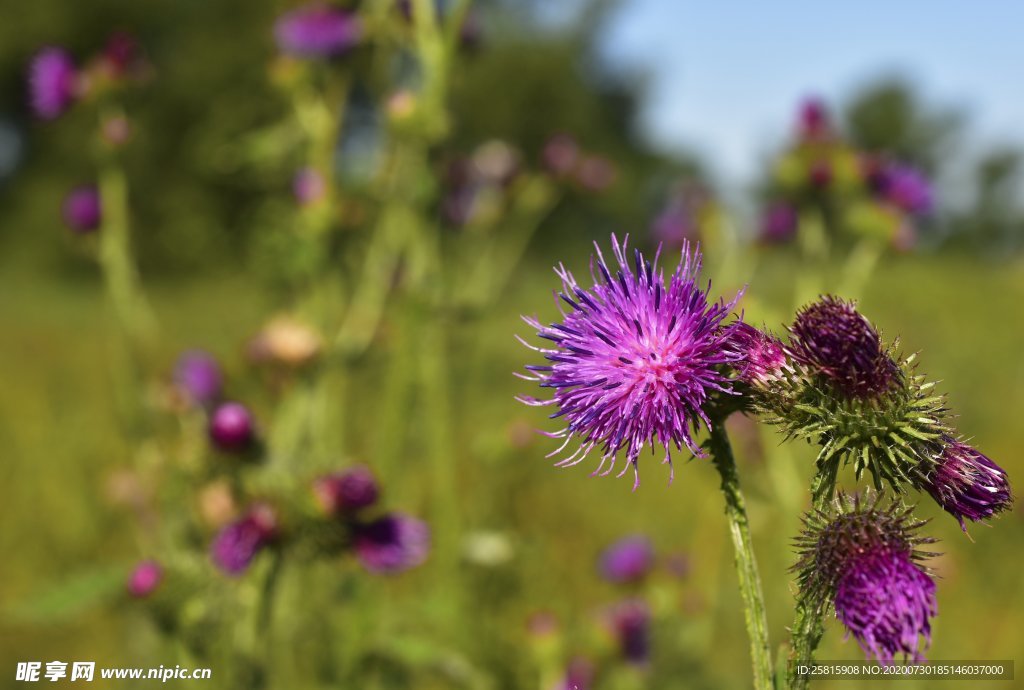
[28,47,78,120]
[885,164,933,216]
[101,31,143,78]
[759,202,798,244]
[809,160,832,189]
[174,349,223,406]
[209,401,255,452]
[542,134,579,177]
[354,513,430,574]
[293,167,327,206]
[798,97,830,141]
[313,465,380,516]
[921,437,1012,531]
[576,155,617,192]
[607,599,651,665]
[211,505,277,575]
[553,657,594,690]
[518,235,743,488]
[274,4,362,58]
[650,199,698,247]
[126,560,163,598]
[62,185,102,233]
[599,535,654,584]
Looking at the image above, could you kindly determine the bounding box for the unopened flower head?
[62,185,102,233]
[313,465,379,516]
[789,296,899,400]
[126,560,163,598]
[794,492,938,663]
[729,322,788,387]
[274,4,362,58]
[919,437,1012,531]
[518,235,743,488]
[29,47,78,120]
[354,513,430,574]
[209,401,256,452]
[599,535,654,584]
[174,349,223,406]
[210,504,277,575]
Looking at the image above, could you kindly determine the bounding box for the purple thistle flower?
[606,599,651,665]
[798,97,830,141]
[834,548,937,663]
[174,349,223,406]
[729,322,788,387]
[61,185,102,233]
[920,437,1012,531]
[789,296,900,399]
[293,167,327,206]
[126,560,163,598]
[759,202,798,244]
[354,513,430,574]
[599,535,654,584]
[313,465,380,516]
[517,235,743,489]
[274,4,362,59]
[28,47,78,120]
[795,493,938,664]
[210,505,277,575]
[209,401,255,452]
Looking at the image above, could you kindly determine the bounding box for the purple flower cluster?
[788,296,899,399]
[518,235,743,488]
[599,535,654,584]
[28,48,78,120]
[61,185,102,233]
[211,505,277,575]
[866,159,933,217]
[274,4,362,58]
[921,437,1012,531]
[606,599,651,665]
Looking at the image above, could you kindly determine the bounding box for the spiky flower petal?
[794,492,939,663]
[919,437,1012,531]
[517,235,743,488]
[729,322,788,387]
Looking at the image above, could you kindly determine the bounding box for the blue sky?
[600,0,1024,188]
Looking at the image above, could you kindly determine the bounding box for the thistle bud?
[919,437,1012,531]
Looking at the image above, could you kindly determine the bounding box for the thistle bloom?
[729,322,788,387]
[795,493,938,663]
[313,465,379,516]
[354,513,430,574]
[798,98,829,140]
[606,599,651,665]
[920,437,1012,531]
[209,402,255,452]
[599,535,654,584]
[28,47,78,120]
[126,560,163,598]
[211,505,277,575]
[788,296,898,399]
[274,4,362,58]
[517,235,742,488]
[61,185,102,233]
[174,349,223,406]
[885,164,933,216]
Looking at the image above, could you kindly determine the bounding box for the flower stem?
[707,422,774,690]
[787,599,826,690]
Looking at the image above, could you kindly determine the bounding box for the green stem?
[787,600,826,690]
[707,423,774,690]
